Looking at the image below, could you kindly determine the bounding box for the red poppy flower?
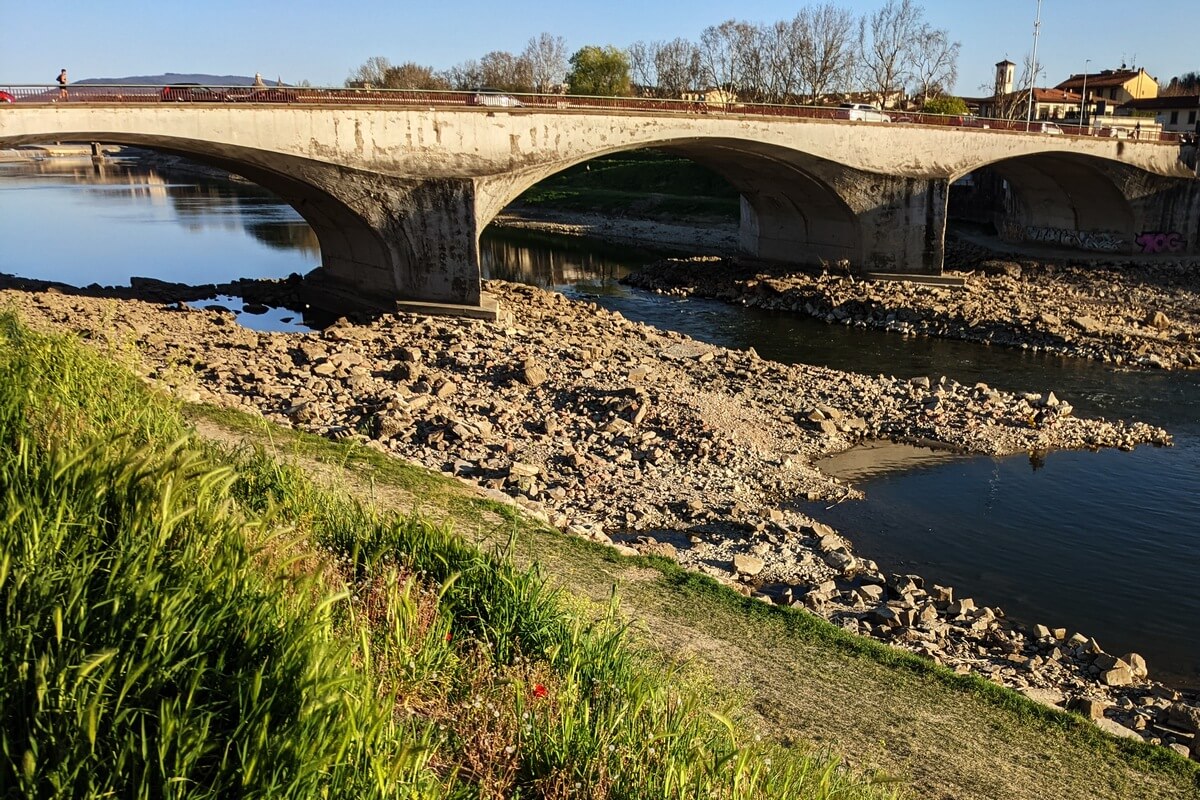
[532,683,548,699]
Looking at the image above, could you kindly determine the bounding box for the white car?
[1034,122,1064,135]
[469,90,523,108]
[838,102,891,123]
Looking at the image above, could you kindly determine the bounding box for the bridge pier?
[739,171,948,274]
[1121,171,1200,257]
[283,168,493,317]
[850,176,949,274]
[974,158,1200,257]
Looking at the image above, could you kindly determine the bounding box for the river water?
[2,154,1197,689]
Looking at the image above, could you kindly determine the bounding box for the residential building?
[1120,94,1200,134]
[679,87,738,107]
[1055,67,1158,110]
[976,88,1082,121]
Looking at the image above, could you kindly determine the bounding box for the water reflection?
[194,294,312,333]
[481,226,646,289]
[0,155,319,290]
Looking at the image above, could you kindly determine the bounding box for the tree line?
[346,0,959,107]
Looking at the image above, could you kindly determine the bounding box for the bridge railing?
[1,84,1185,144]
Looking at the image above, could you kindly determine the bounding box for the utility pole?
[1025,0,1043,131]
[1081,59,1090,133]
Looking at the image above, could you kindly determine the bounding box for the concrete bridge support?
[738,169,949,274]
[845,176,949,273]
[976,155,1200,257]
[1115,168,1200,257]
[161,154,490,315]
[290,168,487,314]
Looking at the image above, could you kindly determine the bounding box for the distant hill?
[76,73,282,87]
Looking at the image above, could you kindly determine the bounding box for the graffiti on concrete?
[1134,231,1187,254]
[1001,223,1130,253]
[996,219,1024,242]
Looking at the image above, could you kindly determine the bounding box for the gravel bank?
[2,275,1197,760]
[623,240,1200,371]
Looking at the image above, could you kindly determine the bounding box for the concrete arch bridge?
[2,103,1197,315]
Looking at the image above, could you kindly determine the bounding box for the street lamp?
[1081,59,1090,134]
[1025,0,1043,130]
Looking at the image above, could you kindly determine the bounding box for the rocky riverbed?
[624,237,1200,371]
[2,276,1197,761]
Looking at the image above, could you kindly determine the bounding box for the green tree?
[344,57,448,89]
[922,95,968,115]
[566,46,632,96]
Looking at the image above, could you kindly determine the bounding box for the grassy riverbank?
[193,399,1200,800]
[3,311,1197,799]
[0,314,897,798]
[516,149,739,222]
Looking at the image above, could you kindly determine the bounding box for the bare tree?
[655,38,703,98]
[797,3,857,103]
[626,40,658,94]
[477,50,533,92]
[755,20,800,102]
[442,59,482,90]
[1162,72,1200,96]
[345,56,393,88]
[858,0,922,107]
[736,24,775,102]
[911,26,960,104]
[698,20,758,96]
[522,33,567,93]
[372,62,448,90]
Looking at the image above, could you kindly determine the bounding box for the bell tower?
[995,60,1016,96]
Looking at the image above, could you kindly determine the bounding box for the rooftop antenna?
[1025,0,1042,130]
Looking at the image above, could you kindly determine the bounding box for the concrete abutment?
[954,155,1200,257]
[294,169,488,315]
[739,170,948,275]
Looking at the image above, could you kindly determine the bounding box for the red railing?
[0,84,1185,144]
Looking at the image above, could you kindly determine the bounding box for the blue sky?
[5,0,1194,96]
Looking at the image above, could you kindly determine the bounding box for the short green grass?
[0,313,901,799]
[517,149,740,222]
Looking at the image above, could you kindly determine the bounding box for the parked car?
[1034,122,1064,135]
[0,91,14,103]
[837,102,890,122]
[469,88,523,108]
[954,115,991,129]
[160,84,227,102]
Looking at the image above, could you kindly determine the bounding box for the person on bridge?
[56,69,68,101]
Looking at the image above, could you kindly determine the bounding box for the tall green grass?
[0,315,423,798]
[0,312,901,799]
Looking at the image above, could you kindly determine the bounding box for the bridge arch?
[475,137,864,267]
[953,152,1137,253]
[1,128,488,308]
